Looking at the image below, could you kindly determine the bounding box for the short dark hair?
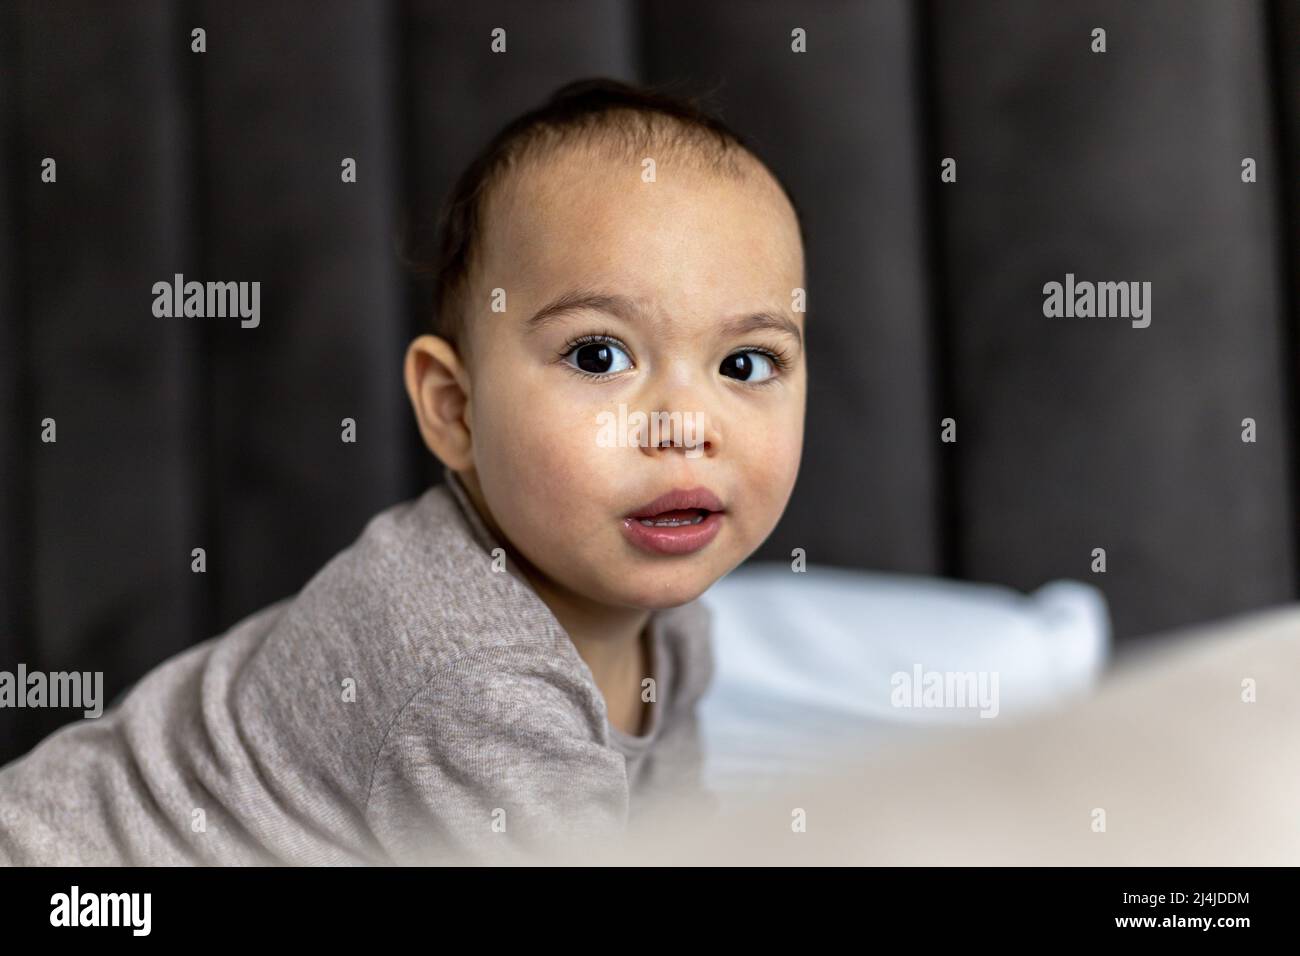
[405,77,805,353]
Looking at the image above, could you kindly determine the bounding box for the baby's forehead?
[479,146,803,281]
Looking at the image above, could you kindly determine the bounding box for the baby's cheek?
[736,421,802,547]
[747,408,802,485]
[501,406,617,542]
[507,434,577,512]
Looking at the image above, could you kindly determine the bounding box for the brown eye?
[721,350,777,382]
[563,339,632,375]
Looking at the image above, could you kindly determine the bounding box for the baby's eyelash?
[556,330,629,361]
[734,343,794,372]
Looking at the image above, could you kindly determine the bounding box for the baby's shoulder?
[244,484,571,726]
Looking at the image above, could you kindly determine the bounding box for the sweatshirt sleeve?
[363,642,631,864]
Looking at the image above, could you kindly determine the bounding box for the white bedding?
[696,563,1110,792]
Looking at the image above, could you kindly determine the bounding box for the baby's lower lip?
[621,510,724,555]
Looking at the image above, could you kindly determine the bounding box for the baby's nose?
[637,409,716,460]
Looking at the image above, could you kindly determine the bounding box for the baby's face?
[463,146,805,609]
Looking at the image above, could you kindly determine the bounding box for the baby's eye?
[720,350,777,383]
[563,339,633,375]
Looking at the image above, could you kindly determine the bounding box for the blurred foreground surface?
[553,604,1300,866]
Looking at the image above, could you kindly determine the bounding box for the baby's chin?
[577,559,728,611]
[613,580,714,612]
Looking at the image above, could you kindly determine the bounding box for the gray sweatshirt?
[0,467,715,865]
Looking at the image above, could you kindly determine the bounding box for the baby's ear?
[403,334,474,469]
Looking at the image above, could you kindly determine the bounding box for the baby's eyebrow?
[525,289,643,332]
[721,311,803,349]
[524,287,803,349]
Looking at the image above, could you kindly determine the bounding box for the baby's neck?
[522,568,653,735]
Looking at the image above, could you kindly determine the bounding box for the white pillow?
[696,564,1110,793]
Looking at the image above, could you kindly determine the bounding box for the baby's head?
[405,78,806,611]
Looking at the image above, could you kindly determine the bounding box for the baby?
[0,77,807,865]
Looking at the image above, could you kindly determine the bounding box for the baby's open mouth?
[635,509,711,528]
[622,486,726,555]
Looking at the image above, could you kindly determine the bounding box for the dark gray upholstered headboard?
[1,0,1297,762]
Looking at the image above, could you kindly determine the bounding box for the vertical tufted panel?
[193,1,410,627]
[928,0,1296,638]
[6,1,199,748]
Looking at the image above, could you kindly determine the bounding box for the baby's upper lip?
[627,486,725,519]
